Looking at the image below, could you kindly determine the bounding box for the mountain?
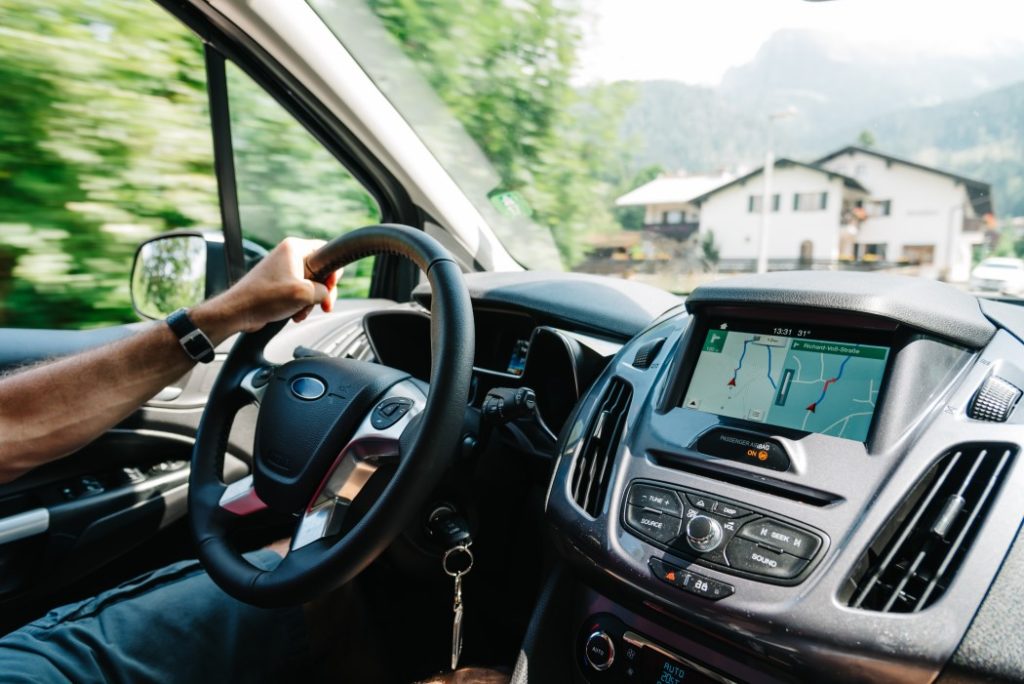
[618,81,768,172]
[612,30,1024,217]
[721,29,1024,133]
[849,81,1024,217]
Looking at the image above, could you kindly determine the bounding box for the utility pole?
[756,107,797,274]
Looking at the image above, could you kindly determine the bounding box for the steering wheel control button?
[371,397,414,429]
[694,428,791,472]
[738,519,822,560]
[686,515,724,553]
[712,501,750,519]
[627,484,683,516]
[289,376,326,401]
[727,538,808,579]
[626,506,682,545]
[584,631,615,672]
[251,367,274,389]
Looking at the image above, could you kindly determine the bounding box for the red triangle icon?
[806,403,816,412]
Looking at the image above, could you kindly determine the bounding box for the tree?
[857,129,877,148]
[366,0,632,265]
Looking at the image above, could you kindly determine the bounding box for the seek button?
[738,519,821,560]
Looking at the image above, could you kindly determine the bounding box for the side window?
[225,63,380,297]
[0,0,217,329]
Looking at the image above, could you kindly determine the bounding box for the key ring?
[443,544,474,576]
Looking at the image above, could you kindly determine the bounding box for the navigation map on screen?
[682,320,890,441]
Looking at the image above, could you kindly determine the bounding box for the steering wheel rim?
[188,224,474,607]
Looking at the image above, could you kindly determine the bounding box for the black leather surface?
[412,271,682,340]
[685,271,995,348]
[939,521,1024,683]
[252,357,408,512]
[190,225,474,606]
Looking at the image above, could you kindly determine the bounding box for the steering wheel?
[188,224,474,607]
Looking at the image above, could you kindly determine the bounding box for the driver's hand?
[216,238,341,333]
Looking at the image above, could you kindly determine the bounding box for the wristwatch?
[166,308,216,364]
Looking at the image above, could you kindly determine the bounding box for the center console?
[545,272,1024,682]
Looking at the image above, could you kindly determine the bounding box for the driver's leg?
[0,549,309,683]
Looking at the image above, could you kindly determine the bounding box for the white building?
[614,146,994,281]
[816,146,993,281]
[690,159,868,268]
[614,173,733,241]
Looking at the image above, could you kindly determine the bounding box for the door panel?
[0,324,147,372]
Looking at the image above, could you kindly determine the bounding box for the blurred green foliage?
[0,0,380,330]
[365,0,632,265]
[0,0,217,329]
[0,0,630,329]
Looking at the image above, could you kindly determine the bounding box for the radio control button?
[626,506,681,545]
[686,515,723,553]
[685,493,715,511]
[712,501,751,518]
[738,519,821,560]
[727,538,808,578]
[628,484,683,517]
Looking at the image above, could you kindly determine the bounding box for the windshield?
[312,0,1022,296]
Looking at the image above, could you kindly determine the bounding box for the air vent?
[319,321,374,361]
[847,443,1016,613]
[570,377,633,517]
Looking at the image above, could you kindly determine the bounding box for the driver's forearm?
[0,299,240,484]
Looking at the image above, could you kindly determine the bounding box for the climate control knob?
[686,515,723,553]
[583,631,615,671]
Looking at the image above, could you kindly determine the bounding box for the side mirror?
[130,231,229,319]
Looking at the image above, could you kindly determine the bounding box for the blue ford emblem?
[290,376,326,400]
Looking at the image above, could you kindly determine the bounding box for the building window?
[794,192,828,212]
[868,199,891,217]
[663,210,684,225]
[748,194,780,213]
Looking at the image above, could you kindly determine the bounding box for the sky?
[575,0,1024,86]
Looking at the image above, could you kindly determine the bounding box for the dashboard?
[545,271,1024,683]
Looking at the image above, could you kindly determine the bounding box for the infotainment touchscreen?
[681,318,891,441]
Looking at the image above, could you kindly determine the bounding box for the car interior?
[2,1,1024,683]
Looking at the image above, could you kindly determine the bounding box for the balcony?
[643,221,699,241]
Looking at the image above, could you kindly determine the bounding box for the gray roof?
[690,158,868,205]
[815,146,993,215]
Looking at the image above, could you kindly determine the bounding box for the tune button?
[584,631,616,671]
[628,484,683,517]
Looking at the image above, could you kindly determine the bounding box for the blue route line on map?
[811,355,852,408]
[730,339,776,390]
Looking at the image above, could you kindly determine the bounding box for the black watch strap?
[166,308,215,364]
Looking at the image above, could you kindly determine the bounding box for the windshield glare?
[314,0,1023,298]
